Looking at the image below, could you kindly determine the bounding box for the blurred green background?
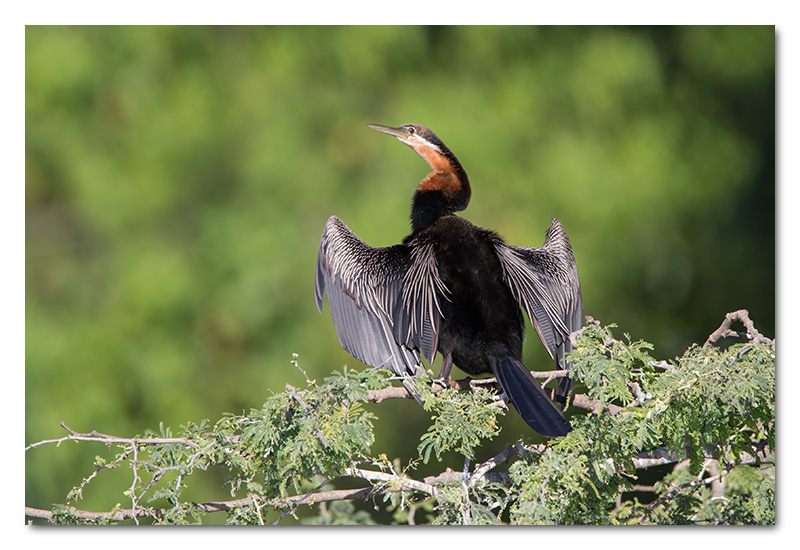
[26,26,774,523]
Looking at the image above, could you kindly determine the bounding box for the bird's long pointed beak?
[366,123,411,142]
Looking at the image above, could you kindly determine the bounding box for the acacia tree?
[25,310,774,525]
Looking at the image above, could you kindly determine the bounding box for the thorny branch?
[26,422,216,524]
[25,436,773,523]
[24,419,522,523]
[25,422,201,452]
[24,443,511,523]
[26,310,774,524]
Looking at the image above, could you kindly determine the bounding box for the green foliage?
[430,481,509,525]
[40,364,383,525]
[508,411,644,525]
[504,324,775,525]
[418,387,502,463]
[648,343,775,475]
[29,319,775,525]
[503,325,774,525]
[214,369,380,505]
[718,467,775,525]
[568,322,656,408]
[301,500,377,525]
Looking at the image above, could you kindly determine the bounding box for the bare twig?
[129,441,141,525]
[342,467,437,496]
[291,353,314,384]
[25,422,201,452]
[571,393,623,416]
[366,384,418,403]
[469,444,523,484]
[703,309,774,350]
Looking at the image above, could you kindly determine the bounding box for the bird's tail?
[489,357,572,437]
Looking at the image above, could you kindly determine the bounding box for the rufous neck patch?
[418,171,463,198]
[412,142,454,173]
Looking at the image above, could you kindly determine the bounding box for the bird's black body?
[415,216,524,375]
[315,123,582,437]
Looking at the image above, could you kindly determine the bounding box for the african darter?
[314,123,582,437]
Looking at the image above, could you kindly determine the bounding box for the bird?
[314,123,582,437]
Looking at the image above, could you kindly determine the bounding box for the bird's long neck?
[410,150,471,234]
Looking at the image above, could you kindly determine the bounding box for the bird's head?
[366,123,454,173]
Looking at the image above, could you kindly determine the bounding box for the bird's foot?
[433,376,462,390]
[488,391,509,411]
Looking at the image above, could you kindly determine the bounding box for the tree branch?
[25,422,201,452]
[24,459,512,523]
[26,310,774,524]
[25,429,774,524]
[703,309,774,350]
[367,369,570,402]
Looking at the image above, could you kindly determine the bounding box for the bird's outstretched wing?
[315,216,444,400]
[391,233,447,365]
[492,218,583,406]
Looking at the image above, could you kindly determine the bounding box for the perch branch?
[367,369,568,403]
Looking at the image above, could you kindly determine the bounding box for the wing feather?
[315,216,439,398]
[493,218,583,405]
[393,238,448,363]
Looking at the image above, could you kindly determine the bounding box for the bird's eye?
[405,125,416,135]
